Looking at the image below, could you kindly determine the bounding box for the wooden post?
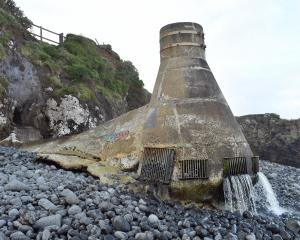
[40,26,43,41]
[59,33,64,45]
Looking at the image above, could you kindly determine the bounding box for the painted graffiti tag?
[102,130,129,143]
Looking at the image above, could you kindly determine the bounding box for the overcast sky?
[15,0,300,119]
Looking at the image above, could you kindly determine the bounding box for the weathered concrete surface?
[26,105,147,179]
[27,22,256,203]
[141,22,254,200]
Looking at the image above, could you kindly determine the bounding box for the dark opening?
[13,107,22,125]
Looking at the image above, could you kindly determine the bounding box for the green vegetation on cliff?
[20,34,146,105]
[0,0,32,59]
[0,0,149,109]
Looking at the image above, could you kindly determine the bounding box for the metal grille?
[251,156,259,174]
[178,159,208,179]
[139,148,176,184]
[224,157,247,176]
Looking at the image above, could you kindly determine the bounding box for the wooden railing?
[29,23,65,45]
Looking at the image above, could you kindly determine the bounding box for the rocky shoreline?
[259,160,300,215]
[0,147,300,240]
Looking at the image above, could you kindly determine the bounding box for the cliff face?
[0,0,150,143]
[237,114,300,168]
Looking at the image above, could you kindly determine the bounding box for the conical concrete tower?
[140,22,257,200]
[28,22,258,203]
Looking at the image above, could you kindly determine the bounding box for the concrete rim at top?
[160,22,203,37]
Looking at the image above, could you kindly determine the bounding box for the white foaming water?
[257,172,286,215]
[223,174,257,213]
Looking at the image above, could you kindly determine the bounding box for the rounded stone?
[0,219,6,228]
[68,205,82,215]
[272,234,283,240]
[148,214,159,225]
[243,211,253,219]
[4,179,30,191]
[38,198,57,211]
[104,235,115,240]
[114,231,128,239]
[34,214,62,230]
[112,216,131,232]
[135,231,154,240]
[245,233,256,240]
[61,189,79,205]
[42,229,51,240]
[10,231,30,240]
[8,208,19,220]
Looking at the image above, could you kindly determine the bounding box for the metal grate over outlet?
[224,157,248,176]
[251,156,259,174]
[139,148,176,184]
[178,159,209,179]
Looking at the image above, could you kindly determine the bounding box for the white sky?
[15,0,300,119]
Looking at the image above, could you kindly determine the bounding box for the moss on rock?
[170,179,223,202]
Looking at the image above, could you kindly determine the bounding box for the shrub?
[0,0,32,29]
[66,63,94,82]
[54,86,77,97]
[77,84,96,101]
[49,76,62,88]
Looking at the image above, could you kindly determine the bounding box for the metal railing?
[29,23,65,45]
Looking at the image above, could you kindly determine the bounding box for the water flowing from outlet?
[256,172,286,215]
[223,174,257,213]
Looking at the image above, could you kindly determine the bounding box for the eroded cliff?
[0,0,150,143]
[237,114,300,168]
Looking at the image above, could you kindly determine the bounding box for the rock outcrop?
[0,0,150,142]
[237,114,300,168]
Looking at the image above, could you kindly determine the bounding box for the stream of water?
[223,174,257,213]
[223,172,286,215]
[256,172,286,215]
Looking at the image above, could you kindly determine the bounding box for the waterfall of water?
[256,172,286,215]
[223,174,257,213]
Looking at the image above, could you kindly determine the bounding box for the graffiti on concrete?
[102,130,129,143]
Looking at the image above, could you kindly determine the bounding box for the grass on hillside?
[0,0,145,105]
[20,34,144,102]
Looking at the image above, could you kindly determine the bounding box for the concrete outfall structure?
[26,22,258,203]
[139,22,256,200]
